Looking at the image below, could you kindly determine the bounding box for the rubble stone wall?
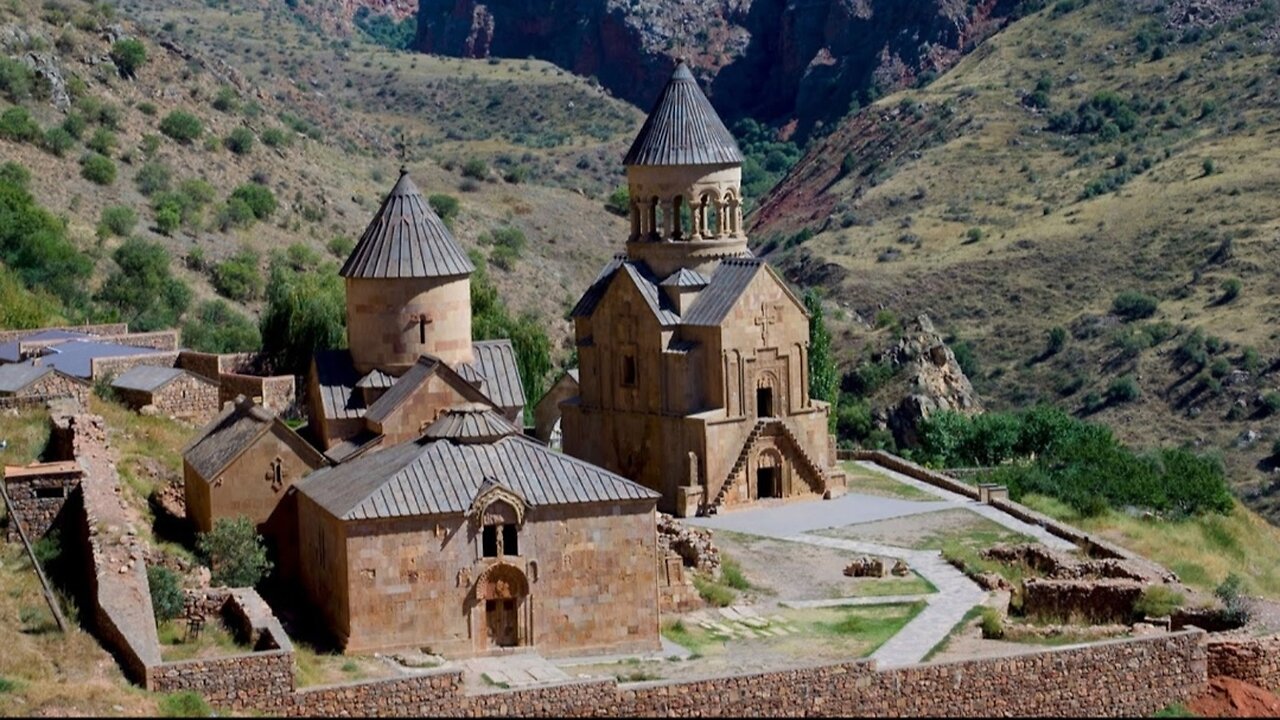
[219,373,297,416]
[1206,634,1280,691]
[91,352,181,381]
[100,331,181,351]
[0,323,128,343]
[1023,578,1146,624]
[2,463,82,541]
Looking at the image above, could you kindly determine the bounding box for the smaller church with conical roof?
[306,168,527,462]
[561,61,846,517]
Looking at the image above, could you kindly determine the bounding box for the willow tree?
[804,288,839,430]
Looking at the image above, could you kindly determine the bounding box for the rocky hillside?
[414,0,1029,139]
[751,0,1280,518]
[0,0,642,361]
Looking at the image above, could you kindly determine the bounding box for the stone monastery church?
[561,62,845,517]
[180,60,840,659]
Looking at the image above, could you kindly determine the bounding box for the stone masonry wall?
[2,463,83,542]
[219,373,297,416]
[0,323,127,343]
[150,651,296,709]
[1206,634,1280,691]
[99,331,180,351]
[91,351,181,381]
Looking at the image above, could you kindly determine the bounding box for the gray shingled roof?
[110,366,193,393]
[364,356,492,424]
[0,329,90,363]
[296,422,659,521]
[355,369,396,389]
[455,362,486,391]
[33,341,166,379]
[340,170,475,280]
[472,340,526,412]
[0,363,53,393]
[624,62,743,167]
[570,257,680,326]
[661,268,709,288]
[312,350,366,421]
[422,403,520,444]
[682,258,766,327]
[184,398,325,481]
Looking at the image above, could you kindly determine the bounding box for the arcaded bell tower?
[340,168,476,375]
[623,61,749,279]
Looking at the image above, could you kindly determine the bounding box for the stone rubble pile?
[657,513,721,575]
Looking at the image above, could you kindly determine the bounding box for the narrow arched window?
[419,316,428,345]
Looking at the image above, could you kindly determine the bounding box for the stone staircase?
[702,420,766,515]
[700,419,828,515]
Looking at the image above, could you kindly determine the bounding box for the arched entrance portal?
[756,449,782,500]
[476,563,529,648]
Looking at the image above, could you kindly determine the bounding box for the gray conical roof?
[624,62,743,167]
[340,169,475,279]
[423,403,520,444]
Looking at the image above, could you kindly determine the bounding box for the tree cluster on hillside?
[469,250,551,422]
[918,406,1232,517]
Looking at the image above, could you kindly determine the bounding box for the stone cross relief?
[755,302,783,346]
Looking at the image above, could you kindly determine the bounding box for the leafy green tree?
[182,300,262,353]
[110,38,147,78]
[96,237,192,331]
[0,172,92,308]
[197,517,272,588]
[147,565,184,622]
[470,253,551,421]
[229,183,276,219]
[804,289,838,430]
[605,187,630,217]
[0,265,61,329]
[259,260,347,375]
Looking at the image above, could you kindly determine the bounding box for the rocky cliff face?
[415,0,1024,137]
[290,0,418,34]
[872,314,983,449]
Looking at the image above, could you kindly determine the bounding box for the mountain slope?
[753,0,1280,517]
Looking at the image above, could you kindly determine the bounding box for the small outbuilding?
[533,369,578,448]
[0,362,89,407]
[183,396,328,547]
[111,366,219,422]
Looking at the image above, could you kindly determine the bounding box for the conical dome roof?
[422,403,520,444]
[624,62,743,167]
[340,169,475,279]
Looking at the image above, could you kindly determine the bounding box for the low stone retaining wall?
[1206,634,1280,691]
[0,323,128,343]
[91,351,182,381]
[151,650,295,707]
[1023,578,1147,624]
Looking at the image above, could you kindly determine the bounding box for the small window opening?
[482,525,499,558]
[621,355,637,388]
[502,524,519,556]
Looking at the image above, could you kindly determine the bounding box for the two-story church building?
[561,62,845,517]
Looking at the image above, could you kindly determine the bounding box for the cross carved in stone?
[414,312,433,344]
[755,302,783,346]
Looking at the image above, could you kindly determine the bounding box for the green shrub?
[1134,585,1184,618]
[964,227,985,244]
[159,110,204,143]
[1214,573,1252,626]
[260,127,290,148]
[137,101,157,116]
[147,565,184,622]
[1045,326,1068,356]
[1112,291,1158,320]
[428,193,459,228]
[327,235,355,258]
[1220,277,1242,303]
[0,676,18,694]
[211,249,263,302]
[109,38,147,78]
[0,57,36,102]
[229,183,276,219]
[41,126,75,156]
[154,205,181,235]
[223,127,255,155]
[96,237,192,330]
[79,152,116,185]
[605,186,630,217]
[197,516,272,588]
[719,556,750,591]
[461,157,488,180]
[0,107,41,143]
[1106,376,1141,404]
[211,86,239,113]
[158,690,212,718]
[691,574,735,607]
[979,607,1004,639]
[86,128,117,156]
[182,299,261,353]
[0,171,93,306]
[1261,392,1280,417]
[0,161,30,189]
[875,309,897,329]
[136,161,171,197]
[98,206,137,238]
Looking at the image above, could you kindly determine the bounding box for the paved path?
[686,490,958,537]
[851,461,1078,552]
[780,594,934,609]
[784,533,986,667]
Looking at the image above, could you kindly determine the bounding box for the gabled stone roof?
[0,363,55,393]
[623,61,743,167]
[111,366,208,394]
[660,268,710,288]
[363,356,493,425]
[421,403,520,444]
[296,407,659,522]
[339,169,474,280]
[182,397,327,481]
[471,340,527,413]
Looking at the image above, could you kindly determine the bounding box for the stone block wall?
[219,373,297,416]
[0,323,128,343]
[150,651,296,709]
[91,352,181,381]
[100,331,181,351]
[286,673,464,717]
[2,462,83,541]
[1023,578,1146,624]
[1206,634,1280,691]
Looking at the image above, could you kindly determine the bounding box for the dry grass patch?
[841,462,936,501]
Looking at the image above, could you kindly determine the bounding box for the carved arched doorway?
[476,563,529,648]
[756,448,783,500]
